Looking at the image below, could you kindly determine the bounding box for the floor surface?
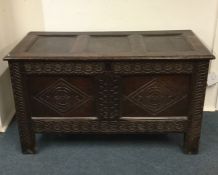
[0,112,218,175]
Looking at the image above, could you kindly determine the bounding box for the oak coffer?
[4,30,215,154]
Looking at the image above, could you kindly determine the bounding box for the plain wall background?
[0,0,44,131]
[0,0,218,131]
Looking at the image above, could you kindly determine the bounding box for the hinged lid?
[4,30,215,61]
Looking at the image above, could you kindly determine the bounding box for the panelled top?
[4,30,215,60]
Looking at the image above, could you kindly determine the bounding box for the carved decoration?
[125,78,187,115]
[34,78,91,115]
[184,61,209,153]
[9,62,35,153]
[95,75,120,120]
[23,62,104,74]
[33,119,187,133]
[112,62,193,74]
[23,62,193,75]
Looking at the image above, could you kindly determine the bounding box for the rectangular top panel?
[4,30,214,60]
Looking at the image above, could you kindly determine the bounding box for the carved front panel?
[95,75,121,120]
[27,76,95,117]
[121,75,190,117]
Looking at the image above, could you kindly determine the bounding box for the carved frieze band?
[9,62,35,152]
[33,119,187,133]
[112,62,193,74]
[95,75,120,120]
[23,62,105,74]
[23,61,193,74]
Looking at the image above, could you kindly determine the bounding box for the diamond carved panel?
[125,78,187,115]
[34,78,90,115]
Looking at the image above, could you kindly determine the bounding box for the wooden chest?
[4,30,214,154]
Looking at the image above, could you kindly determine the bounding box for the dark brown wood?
[8,62,36,154]
[183,61,209,154]
[4,30,214,60]
[5,30,214,154]
[32,118,188,133]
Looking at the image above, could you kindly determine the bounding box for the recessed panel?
[27,76,95,117]
[143,34,193,52]
[121,75,190,117]
[27,36,76,53]
[87,35,131,53]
